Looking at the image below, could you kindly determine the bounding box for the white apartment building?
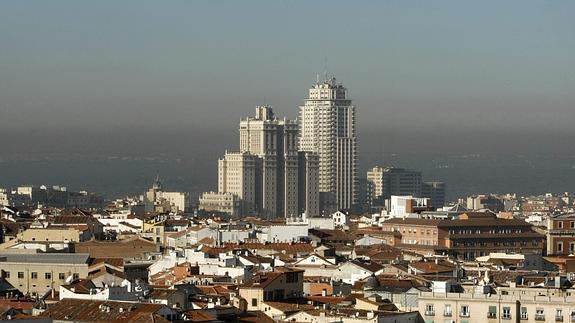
[419,284,575,323]
[299,77,357,212]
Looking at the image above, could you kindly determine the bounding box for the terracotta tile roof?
[61,279,96,294]
[89,258,125,269]
[409,261,455,274]
[238,310,276,323]
[264,301,315,314]
[76,236,159,259]
[183,310,217,322]
[240,272,282,289]
[194,285,235,296]
[49,215,96,224]
[148,288,180,300]
[348,260,384,273]
[37,299,171,322]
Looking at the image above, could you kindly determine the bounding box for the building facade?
[218,151,257,215]
[367,167,422,206]
[299,77,357,212]
[547,213,575,255]
[144,177,190,213]
[216,106,319,218]
[198,191,240,217]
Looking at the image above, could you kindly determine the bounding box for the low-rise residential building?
[0,253,90,295]
[418,285,575,323]
[198,191,240,217]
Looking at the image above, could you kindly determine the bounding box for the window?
[571,243,575,253]
[571,221,575,229]
[251,298,257,307]
[45,272,51,280]
[425,304,435,316]
[444,304,452,316]
[2,271,9,279]
[73,273,79,280]
[460,305,470,317]
[59,273,66,280]
[521,307,528,320]
[18,272,24,279]
[503,307,511,319]
[558,242,564,253]
[488,306,497,318]
[535,308,544,321]
[558,221,564,229]
[556,309,563,321]
[31,272,38,279]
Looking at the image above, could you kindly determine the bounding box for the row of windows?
[425,304,512,319]
[556,221,575,229]
[2,271,79,280]
[448,228,524,234]
[556,241,575,253]
[452,241,536,247]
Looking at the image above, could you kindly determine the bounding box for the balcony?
[556,316,564,322]
[444,312,452,317]
[460,312,470,318]
[425,311,435,316]
[570,315,575,322]
[503,314,512,320]
[535,314,546,321]
[487,313,497,319]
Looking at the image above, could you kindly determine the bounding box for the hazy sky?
[1,0,574,134]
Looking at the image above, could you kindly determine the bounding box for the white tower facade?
[299,77,357,212]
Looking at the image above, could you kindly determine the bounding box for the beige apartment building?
[215,106,320,218]
[198,191,240,217]
[218,151,257,215]
[419,286,575,323]
[0,253,90,296]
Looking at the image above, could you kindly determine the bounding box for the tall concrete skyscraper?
[239,105,299,218]
[216,106,319,218]
[298,77,357,212]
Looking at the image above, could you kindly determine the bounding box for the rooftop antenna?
[323,57,328,82]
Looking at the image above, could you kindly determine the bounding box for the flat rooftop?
[0,253,90,264]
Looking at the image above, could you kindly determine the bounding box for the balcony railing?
[570,315,575,322]
[487,313,497,319]
[535,314,546,321]
[556,316,564,322]
[425,311,435,316]
[503,314,512,320]
[444,312,452,317]
[460,312,470,317]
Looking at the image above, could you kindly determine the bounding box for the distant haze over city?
[1,1,574,199]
